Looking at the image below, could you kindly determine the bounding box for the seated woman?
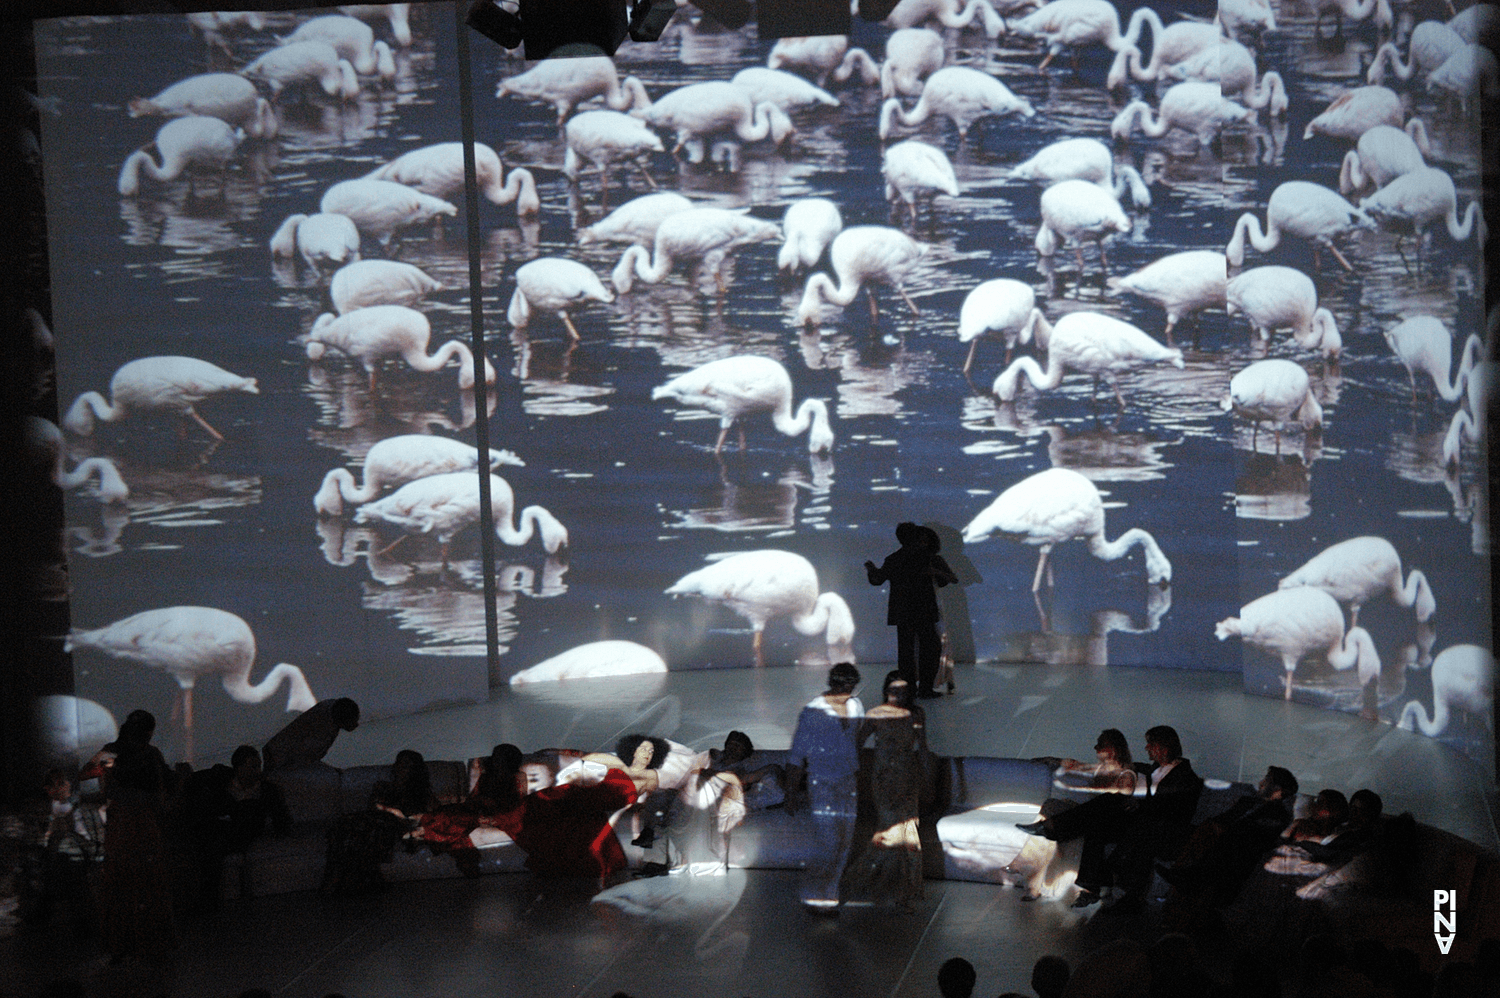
[501,752,640,884]
[1009,729,1138,900]
[415,744,524,877]
[322,748,437,895]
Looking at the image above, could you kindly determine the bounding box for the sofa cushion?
[936,757,1054,812]
[265,764,342,826]
[937,801,1042,884]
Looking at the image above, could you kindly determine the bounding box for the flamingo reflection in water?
[67,606,317,763]
[27,417,128,503]
[1018,584,1173,664]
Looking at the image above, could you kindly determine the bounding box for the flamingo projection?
[1033,179,1133,273]
[1009,137,1151,209]
[878,28,945,98]
[339,3,413,46]
[1367,21,1466,86]
[353,472,569,564]
[283,14,395,79]
[665,550,856,663]
[66,606,318,762]
[882,139,959,223]
[777,198,843,273]
[1383,316,1483,403]
[508,257,614,341]
[1009,0,1159,83]
[509,641,669,685]
[1122,19,1221,82]
[729,68,840,110]
[1106,250,1228,344]
[329,260,441,314]
[1280,536,1435,625]
[1169,41,1288,116]
[319,179,457,247]
[496,55,650,123]
[1221,359,1324,454]
[958,279,1044,372]
[1338,124,1430,197]
[27,417,129,502]
[365,142,539,216]
[1225,266,1343,362]
[64,356,259,440]
[1110,82,1256,147]
[314,434,524,516]
[612,208,780,296]
[992,311,1184,409]
[1314,0,1395,35]
[1303,86,1410,142]
[1359,167,1486,270]
[306,305,496,390]
[1215,587,1382,700]
[961,467,1172,592]
[117,115,241,196]
[1442,360,1491,469]
[270,212,361,271]
[639,81,795,165]
[766,35,879,88]
[885,0,1006,36]
[878,66,1035,140]
[652,355,834,454]
[1225,181,1372,271]
[1398,644,1493,736]
[127,72,278,139]
[794,225,926,326]
[1426,45,1500,110]
[242,41,359,101]
[1217,0,1276,40]
[577,192,693,247]
[563,109,664,197]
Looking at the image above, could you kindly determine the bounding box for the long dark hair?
[883,670,913,709]
[473,743,523,810]
[386,749,432,814]
[1096,729,1132,768]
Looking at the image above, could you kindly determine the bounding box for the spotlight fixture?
[756,0,851,39]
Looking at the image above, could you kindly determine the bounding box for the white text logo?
[1434,890,1457,954]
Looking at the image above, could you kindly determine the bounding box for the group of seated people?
[1009,724,1400,917]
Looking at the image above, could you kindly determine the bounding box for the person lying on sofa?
[415,743,525,877]
[1158,765,1299,908]
[1264,788,1351,877]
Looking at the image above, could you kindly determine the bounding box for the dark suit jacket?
[1132,758,1204,828]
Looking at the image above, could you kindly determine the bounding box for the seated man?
[698,730,785,811]
[184,746,291,907]
[1160,765,1298,907]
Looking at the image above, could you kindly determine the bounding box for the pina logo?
[1434,890,1457,954]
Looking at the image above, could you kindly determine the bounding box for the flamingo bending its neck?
[1303,86,1411,142]
[653,355,834,454]
[1360,167,1486,271]
[1010,0,1159,85]
[961,467,1172,592]
[242,41,359,101]
[128,73,278,139]
[1009,137,1151,209]
[366,142,538,215]
[878,66,1035,141]
[1106,250,1228,344]
[795,225,926,326]
[329,260,441,314]
[640,82,795,165]
[307,305,496,390]
[959,279,1044,372]
[1110,82,1255,147]
[1225,181,1372,271]
[563,110,664,197]
[1125,19,1222,83]
[882,139,959,223]
[766,35,879,88]
[353,472,568,563]
[578,192,694,247]
[1225,266,1343,362]
[992,311,1184,409]
[612,208,780,296]
[879,28,945,98]
[778,198,843,274]
[730,68,840,110]
[1367,22,1465,86]
[283,14,395,79]
[1034,179,1133,273]
[508,257,615,340]
[314,434,523,516]
[885,0,1006,36]
[64,356,259,440]
[1338,124,1430,197]
[117,116,241,196]
[320,179,457,247]
[338,4,413,46]
[270,212,361,271]
[497,55,650,123]
[1221,359,1324,454]
[1398,644,1493,736]
[1216,587,1382,699]
[1280,536,1435,625]
[1383,316,1483,403]
[27,417,128,502]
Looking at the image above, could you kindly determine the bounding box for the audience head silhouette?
[827,661,861,695]
[937,956,976,998]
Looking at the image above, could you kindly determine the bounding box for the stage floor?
[7,663,1497,998]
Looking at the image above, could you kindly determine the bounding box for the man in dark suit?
[1017,725,1204,908]
[865,522,956,698]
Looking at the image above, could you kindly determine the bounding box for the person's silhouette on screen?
[865,522,955,698]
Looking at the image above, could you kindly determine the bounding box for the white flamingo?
[1383,315,1483,403]
[652,355,834,454]
[1166,39,1286,116]
[117,115,241,197]
[1398,644,1493,736]
[882,139,959,223]
[64,356,258,440]
[508,257,615,340]
[339,4,413,46]
[1217,0,1276,40]
[639,81,795,164]
[958,279,1044,372]
[242,41,359,101]
[992,311,1185,408]
[1280,536,1436,625]
[1221,359,1324,454]
[1315,0,1395,34]
[496,55,650,123]
[612,207,780,295]
[1449,3,1500,46]
[314,434,523,515]
[329,259,440,314]
[878,66,1035,140]
[766,35,879,88]
[127,73,277,138]
[26,417,128,502]
[961,466,1172,592]
[1426,45,1500,108]
[777,198,843,273]
[885,0,1006,35]
[665,550,856,658]
[270,212,361,270]
[1123,19,1222,82]
[1303,86,1411,142]
[283,14,395,79]
[365,142,539,215]
[1226,181,1372,272]
[1106,250,1228,344]
[1033,179,1133,272]
[1367,21,1466,86]
[66,606,317,754]
[730,68,840,110]
[1338,124,1431,197]
[1216,587,1382,699]
[879,28,945,98]
[1009,137,1151,209]
[1110,82,1256,146]
[307,305,496,390]
[794,225,926,326]
[1359,167,1487,267]
[578,192,694,247]
[563,110,664,194]
[509,641,668,685]
[320,178,457,246]
[1009,0,1156,83]
[353,472,569,561]
[1226,266,1343,361]
[1442,360,1492,468]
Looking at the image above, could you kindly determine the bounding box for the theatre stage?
[7,663,1496,998]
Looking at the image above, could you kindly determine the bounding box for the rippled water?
[35,4,1491,768]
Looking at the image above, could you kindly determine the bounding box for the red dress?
[510,769,638,878]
